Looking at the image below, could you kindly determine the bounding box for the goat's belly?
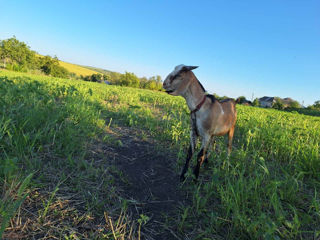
[212,126,229,136]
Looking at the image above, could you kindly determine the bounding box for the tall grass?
[0,70,319,239]
[0,71,106,237]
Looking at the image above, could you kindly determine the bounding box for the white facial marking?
[175,64,185,71]
[171,64,185,76]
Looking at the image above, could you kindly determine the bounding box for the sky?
[1,0,319,106]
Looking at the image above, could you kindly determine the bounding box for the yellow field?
[58,61,99,76]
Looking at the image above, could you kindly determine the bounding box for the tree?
[236,96,247,104]
[141,75,163,90]
[288,100,301,108]
[0,42,2,67]
[90,73,103,82]
[40,56,57,75]
[0,37,71,77]
[145,80,158,90]
[273,97,284,110]
[311,100,320,109]
[108,72,122,85]
[119,72,140,88]
[51,64,69,78]
[155,75,162,84]
[252,98,259,107]
[103,74,109,81]
[139,77,148,88]
[40,55,69,78]
[0,36,36,71]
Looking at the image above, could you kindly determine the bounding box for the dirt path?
[3,126,185,240]
[107,127,185,240]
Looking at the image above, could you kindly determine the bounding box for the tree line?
[236,95,320,117]
[237,95,303,109]
[80,72,163,90]
[1,37,318,106]
[0,37,163,91]
[0,37,69,78]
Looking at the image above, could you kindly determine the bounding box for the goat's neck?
[182,81,206,111]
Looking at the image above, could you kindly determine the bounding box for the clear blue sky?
[1,0,319,105]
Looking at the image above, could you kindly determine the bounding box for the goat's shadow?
[109,126,186,239]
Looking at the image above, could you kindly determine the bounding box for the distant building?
[258,96,302,108]
[236,99,252,106]
[242,100,252,106]
[259,96,275,108]
[235,97,252,106]
[282,97,302,108]
[281,98,292,107]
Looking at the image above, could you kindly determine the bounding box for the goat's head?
[163,64,198,96]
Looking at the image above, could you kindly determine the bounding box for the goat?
[163,65,237,181]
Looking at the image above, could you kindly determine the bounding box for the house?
[259,96,275,108]
[242,100,252,106]
[235,97,252,106]
[282,98,292,108]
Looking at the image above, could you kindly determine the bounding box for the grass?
[0,69,319,239]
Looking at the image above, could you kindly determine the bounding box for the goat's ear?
[182,65,198,71]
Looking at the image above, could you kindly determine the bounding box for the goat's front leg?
[180,129,197,182]
[193,134,211,179]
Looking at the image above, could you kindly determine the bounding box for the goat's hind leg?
[227,126,235,155]
[222,127,235,171]
[204,136,215,165]
[193,134,211,179]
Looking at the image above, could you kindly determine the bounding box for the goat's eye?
[172,74,180,80]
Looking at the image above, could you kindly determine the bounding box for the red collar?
[191,95,207,114]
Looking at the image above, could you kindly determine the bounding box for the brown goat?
[163,65,237,181]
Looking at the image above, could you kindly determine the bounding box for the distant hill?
[58,61,119,77]
[81,66,115,75]
[58,61,100,76]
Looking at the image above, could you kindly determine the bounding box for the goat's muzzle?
[163,82,174,94]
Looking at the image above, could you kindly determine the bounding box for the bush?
[288,100,301,108]
[273,98,284,110]
[252,98,259,106]
[40,56,69,78]
[6,63,28,72]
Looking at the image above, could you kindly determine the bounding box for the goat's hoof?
[180,175,186,182]
[192,175,199,183]
[204,160,209,167]
[193,169,199,177]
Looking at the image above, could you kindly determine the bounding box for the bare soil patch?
[105,126,186,239]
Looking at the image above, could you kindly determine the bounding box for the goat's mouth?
[165,90,174,94]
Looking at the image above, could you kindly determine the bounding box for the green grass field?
[0,70,319,239]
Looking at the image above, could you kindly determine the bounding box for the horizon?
[1,0,319,106]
